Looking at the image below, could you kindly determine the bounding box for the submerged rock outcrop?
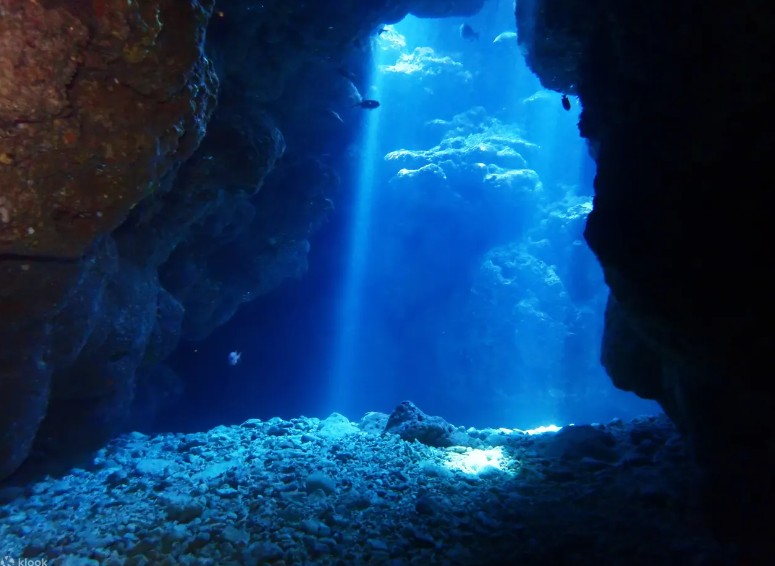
[516,0,775,551]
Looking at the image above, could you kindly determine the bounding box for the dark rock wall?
[0,0,218,479]
[517,0,774,548]
[0,0,489,480]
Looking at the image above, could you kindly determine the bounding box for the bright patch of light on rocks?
[444,446,512,476]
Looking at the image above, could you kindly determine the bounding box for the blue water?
[166,1,660,432]
[327,61,385,415]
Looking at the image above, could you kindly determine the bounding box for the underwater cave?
[0,0,772,564]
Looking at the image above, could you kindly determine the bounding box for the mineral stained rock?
[516,0,775,550]
[0,0,217,479]
[0,0,216,262]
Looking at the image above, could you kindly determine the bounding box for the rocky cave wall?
[0,0,486,481]
[516,0,775,547]
[0,0,219,479]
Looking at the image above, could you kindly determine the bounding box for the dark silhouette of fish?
[355,99,380,109]
[561,94,571,111]
[459,23,479,41]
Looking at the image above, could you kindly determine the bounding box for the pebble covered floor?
[0,412,736,565]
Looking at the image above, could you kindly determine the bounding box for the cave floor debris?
[0,413,736,565]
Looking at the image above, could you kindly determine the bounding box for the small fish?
[561,94,571,111]
[327,109,344,124]
[228,351,241,366]
[492,31,517,44]
[459,23,479,41]
[354,99,380,109]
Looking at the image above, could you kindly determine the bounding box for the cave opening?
[165,0,659,434]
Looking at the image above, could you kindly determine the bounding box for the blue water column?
[326,41,392,418]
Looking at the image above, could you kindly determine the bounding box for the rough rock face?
[0,0,217,479]
[384,401,458,448]
[516,0,774,550]
[0,0,215,261]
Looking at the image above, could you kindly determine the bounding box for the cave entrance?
[326,2,660,428]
